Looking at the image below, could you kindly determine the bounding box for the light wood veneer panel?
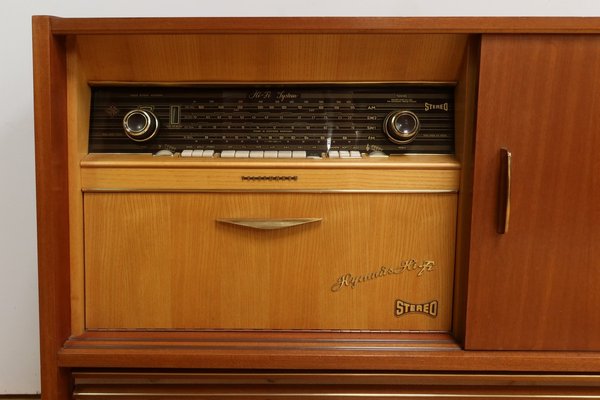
[73,34,468,82]
[84,192,457,331]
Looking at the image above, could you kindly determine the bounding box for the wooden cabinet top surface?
[37,16,600,35]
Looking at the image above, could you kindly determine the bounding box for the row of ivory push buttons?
[179,149,363,159]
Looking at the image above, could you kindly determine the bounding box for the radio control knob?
[123,109,159,142]
[383,110,420,144]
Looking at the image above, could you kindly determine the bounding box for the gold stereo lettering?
[424,102,449,111]
[395,299,438,318]
[330,260,436,292]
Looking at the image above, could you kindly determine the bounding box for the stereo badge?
[395,299,438,318]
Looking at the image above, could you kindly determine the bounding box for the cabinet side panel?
[466,35,600,350]
[33,16,71,400]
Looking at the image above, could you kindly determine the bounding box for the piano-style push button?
[235,150,250,158]
[278,151,292,158]
[328,150,339,158]
[191,150,204,157]
[339,150,350,158]
[202,150,215,158]
[154,149,174,157]
[368,151,388,158]
[292,151,307,158]
[250,151,264,158]
[350,151,361,158]
[221,150,236,158]
[264,151,278,158]
[181,149,193,157]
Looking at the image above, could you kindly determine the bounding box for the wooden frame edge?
[32,15,71,400]
[58,347,600,372]
[47,16,600,35]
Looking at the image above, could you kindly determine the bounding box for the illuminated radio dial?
[383,110,420,144]
[123,109,159,142]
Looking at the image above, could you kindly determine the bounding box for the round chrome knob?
[123,109,159,142]
[383,110,420,144]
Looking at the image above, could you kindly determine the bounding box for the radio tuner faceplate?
[89,83,455,156]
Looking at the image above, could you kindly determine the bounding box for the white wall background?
[1,0,600,394]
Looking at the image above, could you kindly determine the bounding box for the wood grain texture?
[58,331,600,372]
[84,193,457,331]
[66,37,90,336]
[80,166,460,192]
[450,36,480,344]
[71,380,600,399]
[466,35,600,350]
[81,154,460,169]
[70,370,600,387]
[48,16,600,35]
[32,16,71,400]
[73,34,468,83]
[79,155,461,192]
[71,371,600,400]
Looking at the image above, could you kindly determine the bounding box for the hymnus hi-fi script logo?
[330,260,436,293]
[395,300,438,318]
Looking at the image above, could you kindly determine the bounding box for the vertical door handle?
[497,148,512,234]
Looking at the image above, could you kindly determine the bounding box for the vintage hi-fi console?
[34,17,600,399]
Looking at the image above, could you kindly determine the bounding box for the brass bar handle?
[497,148,512,234]
[217,218,322,230]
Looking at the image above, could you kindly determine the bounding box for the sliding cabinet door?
[466,35,600,350]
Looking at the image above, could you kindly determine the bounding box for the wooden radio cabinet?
[33,17,600,399]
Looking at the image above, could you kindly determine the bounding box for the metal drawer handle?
[217,218,322,230]
[497,148,512,234]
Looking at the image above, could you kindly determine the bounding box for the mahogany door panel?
[465,35,600,350]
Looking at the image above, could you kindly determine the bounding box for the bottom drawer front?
[73,372,600,400]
